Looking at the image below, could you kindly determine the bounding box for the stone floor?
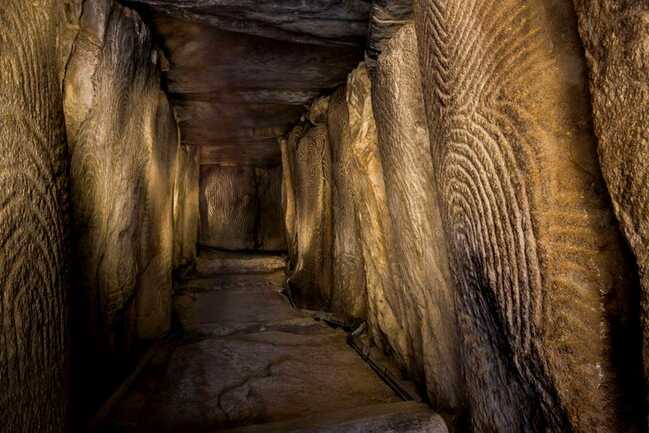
[97,251,447,433]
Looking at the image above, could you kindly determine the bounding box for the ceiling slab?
[129,0,371,47]
[130,8,367,166]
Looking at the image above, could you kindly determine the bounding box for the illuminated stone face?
[3,1,649,432]
[63,0,178,394]
[414,0,642,431]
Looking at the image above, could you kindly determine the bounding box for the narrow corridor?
[4,2,649,432]
[96,250,445,433]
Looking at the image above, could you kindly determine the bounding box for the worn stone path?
[99,251,447,433]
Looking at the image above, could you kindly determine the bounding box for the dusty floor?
[97,251,446,433]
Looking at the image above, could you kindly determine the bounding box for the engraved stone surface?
[372,24,463,422]
[0,1,71,431]
[327,87,368,320]
[63,0,177,387]
[414,1,643,431]
[199,165,286,251]
[200,166,258,250]
[285,115,334,309]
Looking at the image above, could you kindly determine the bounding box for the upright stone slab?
[287,114,334,309]
[328,87,368,320]
[255,166,287,252]
[136,91,177,339]
[64,0,176,375]
[372,24,463,420]
[199,165,258,250]
[343,64,397,351]
[173,144,200,269]
[280,132,299,272]
[572,0,649,408]
[0,1,70,431]
[414,1,641,431]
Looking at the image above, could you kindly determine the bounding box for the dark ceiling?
[129,1,372,167]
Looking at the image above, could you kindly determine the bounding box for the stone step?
[173,284,311,337]
[195,250,287,276]
[176,273,286,294]
[213,402,448,433]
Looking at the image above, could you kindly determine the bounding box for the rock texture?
[280,133,300,269]
[199,165,286,251]
[255,166,287,251]
[342,65,397,357]
[0,1,70,431]
[130,0,371,47]
[285,116,334,309]
[217,402,448,433]
[413,1,642,432]
[372,24,463,420]
[64,0,177,395]
[107,253,405,433]
[173,144,200,268]
[572,0,649,408]
[199,166,258,250]
[328,88,367,320]
[366,0,413,70]
[139,11,365,169]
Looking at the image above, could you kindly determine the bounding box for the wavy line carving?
[414,0,639,431]
[0,1,70,431]
[287,123,333,309]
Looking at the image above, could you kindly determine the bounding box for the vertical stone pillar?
[413,0,641,431]
[572,0,649,417]
[0,1,71,431]
[373,23,463,420]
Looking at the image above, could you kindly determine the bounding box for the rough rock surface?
[64,0,177,392]
[0,1,70,431]
[343,65,397,358]
[286,120,334,309]
[216,402,448,433]
[173,144,200,268]
[414,1,642,431]
[130,0,371,47]
[572,0,649,405]
[255,166,287,251]
[104,254,406,433]
[195,250,287,277]
[366,0,413,70]
[372,24,463,420]
[199,165,286,251]
[142,13,365,167]
[199,166,258,250]
[280,133,300,270]
[327,88,368,320]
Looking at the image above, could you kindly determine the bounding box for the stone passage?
[96,249,447,433]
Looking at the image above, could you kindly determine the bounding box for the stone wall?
[200,166,258,250]
[572,0,649,416]
[199,165,286,251]
[0,1,71,431]
[413,0,642,431]
[372,24,463,422]
[63,0,178,407]
[283,3,647,430]
[328,88,367,319]
[285,121,334,308]
[173,144,200,269]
